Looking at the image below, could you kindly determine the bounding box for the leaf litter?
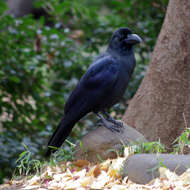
[1,155,190,190]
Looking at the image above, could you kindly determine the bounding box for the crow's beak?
[124,34,142,45]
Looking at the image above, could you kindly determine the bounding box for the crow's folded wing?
[64,56,119,114]
[83,56,119,88]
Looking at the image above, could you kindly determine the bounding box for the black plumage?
[46,28,142,157]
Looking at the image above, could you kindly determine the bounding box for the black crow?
[46,27,142,156]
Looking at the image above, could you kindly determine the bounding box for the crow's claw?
[110,120,124,128]
[96,113,121,133]
[102,112,124,128]
[105,123,121,133]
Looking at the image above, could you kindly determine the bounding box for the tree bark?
[123,0,190,148]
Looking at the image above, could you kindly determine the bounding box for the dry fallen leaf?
[93,163,101,177]
[72,160,89,168]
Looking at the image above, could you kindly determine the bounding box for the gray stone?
[123,154,190,184]
[74,121,147,162]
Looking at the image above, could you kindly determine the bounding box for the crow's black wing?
[64,56,119,114]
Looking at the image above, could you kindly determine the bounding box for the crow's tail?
[45,110,88,157]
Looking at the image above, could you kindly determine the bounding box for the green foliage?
[14,140,76,178]
[52,140,76,162]
[15,144,42,176]
[129,139,166,154]
[127,128,190,155]
[0,0,168,182]
[173,128,190,154]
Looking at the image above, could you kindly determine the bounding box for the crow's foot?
[98,120,121,132]
[107,119,124,128]
[103,112,124,128]
[96,113,121,133]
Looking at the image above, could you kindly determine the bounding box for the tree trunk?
[123,0,190,148]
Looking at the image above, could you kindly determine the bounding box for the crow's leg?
[102,111,123,128]
[95,113,120,132]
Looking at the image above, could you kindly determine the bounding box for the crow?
[46,27,142,157]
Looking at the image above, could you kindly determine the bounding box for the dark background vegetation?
[0,0,168,183]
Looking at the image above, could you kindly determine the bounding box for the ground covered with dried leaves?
[1,155,190,190]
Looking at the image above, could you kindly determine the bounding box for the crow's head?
[108,27,142,53]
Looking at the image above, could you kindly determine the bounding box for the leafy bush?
[0,0,168,182]
[129,140,166,154]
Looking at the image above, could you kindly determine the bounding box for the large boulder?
[123,153,190,184]
[74,121,147,162]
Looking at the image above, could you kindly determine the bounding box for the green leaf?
[9,76,20,83]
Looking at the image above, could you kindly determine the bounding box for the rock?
[123,154,190,184]
[74,121,147,162]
